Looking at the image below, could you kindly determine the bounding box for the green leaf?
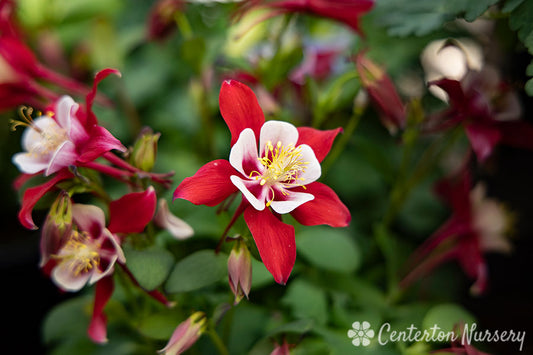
[282,279,328,325]
[165,250,227,293]
[502,0,525,13]
[251,257,275,289]
[422,303,476,335]
[373,0,498,37]
[43,296,92,344]
[525,77,533,95]
[267,319,315,336]
[123,246,175,291]
[297,226,360,273]
[137,311,180,340]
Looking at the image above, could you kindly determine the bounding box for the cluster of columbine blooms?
[5,0,533,354]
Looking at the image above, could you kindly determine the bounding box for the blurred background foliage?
[1,0,533,354]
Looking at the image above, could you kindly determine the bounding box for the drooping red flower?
[428,67,533,162]
[290,43,346,85]
[146,0,185,41]
[354,53,406,134]
[13,69,126,229]
[174,80,350,284]
[235,0,375,36]
[40,187,157,343]
[401,169,512,295]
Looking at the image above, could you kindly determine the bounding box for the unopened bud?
[158,312,207,355]
[131,128,160,172]
[227,239,252,305]
[40,191,72,267]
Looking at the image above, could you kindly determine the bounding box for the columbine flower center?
[57,230,100,276]
[31,121,68,157]
[11,107,68,157]
[257,140,308,187]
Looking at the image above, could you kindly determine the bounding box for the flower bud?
[354,53,406,134]
[131,128,160,172]
[148,0,185,41]
[227,239,252,305]
[159,312,207,355]
[40,191,72,267]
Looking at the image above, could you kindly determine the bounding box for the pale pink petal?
[229,128,262,177]
[154,199,194,240]
[55,96,89,143]
[259,121,299,157]
[55,95,77,134]
[51,262,92,292]
[89,255,118,285]
[12,152,48,174]
[296,144,321,184]
[45,140,77,176]
[230,175,268,211]
[71,204,106,237]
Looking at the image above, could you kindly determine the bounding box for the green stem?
[321,106,362,175]
[207,326,229,355]
[175,12,193,39]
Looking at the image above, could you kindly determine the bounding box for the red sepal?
[297,127,341,163]
[88,276,114,344]
[244,208,295,285]
[219,80,265,146]
[17,170,73,230]
[108,187,157,234]
[173,159,238,206]
[290,182,350,227]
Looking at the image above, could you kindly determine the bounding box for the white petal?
[362,321,371,330]
[21,116,57,152]
[45,140,77,176]
[362,337,370,346]
[366,329,375,338]
[297,144,321,185]
[352,321,361,330]
[229,128,260,176]
[154,199,194,240]
[270,190,314,214]
[352,338,361,346]
[259,121,299,157]
[230,175,267,211]
[12,152,48,174]
[56,96,77,134]
[51,263,91,292]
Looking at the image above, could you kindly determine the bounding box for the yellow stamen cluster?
[56,230,101,276]
[251,140,308,206]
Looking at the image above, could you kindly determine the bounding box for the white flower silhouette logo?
[347,321,374,346]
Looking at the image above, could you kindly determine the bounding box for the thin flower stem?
[175,11,193,39]
[206,326,229,355]
[103,152,174,186]
[80,161,134,182]
[321,106,363,175]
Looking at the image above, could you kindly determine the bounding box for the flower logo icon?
[347,321,374,346]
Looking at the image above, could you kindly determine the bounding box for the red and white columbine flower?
[12,71,126,176]
[40,187,158,343]
[174,80,350,284]
[46,203,126,292]
[401,169,512,295]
